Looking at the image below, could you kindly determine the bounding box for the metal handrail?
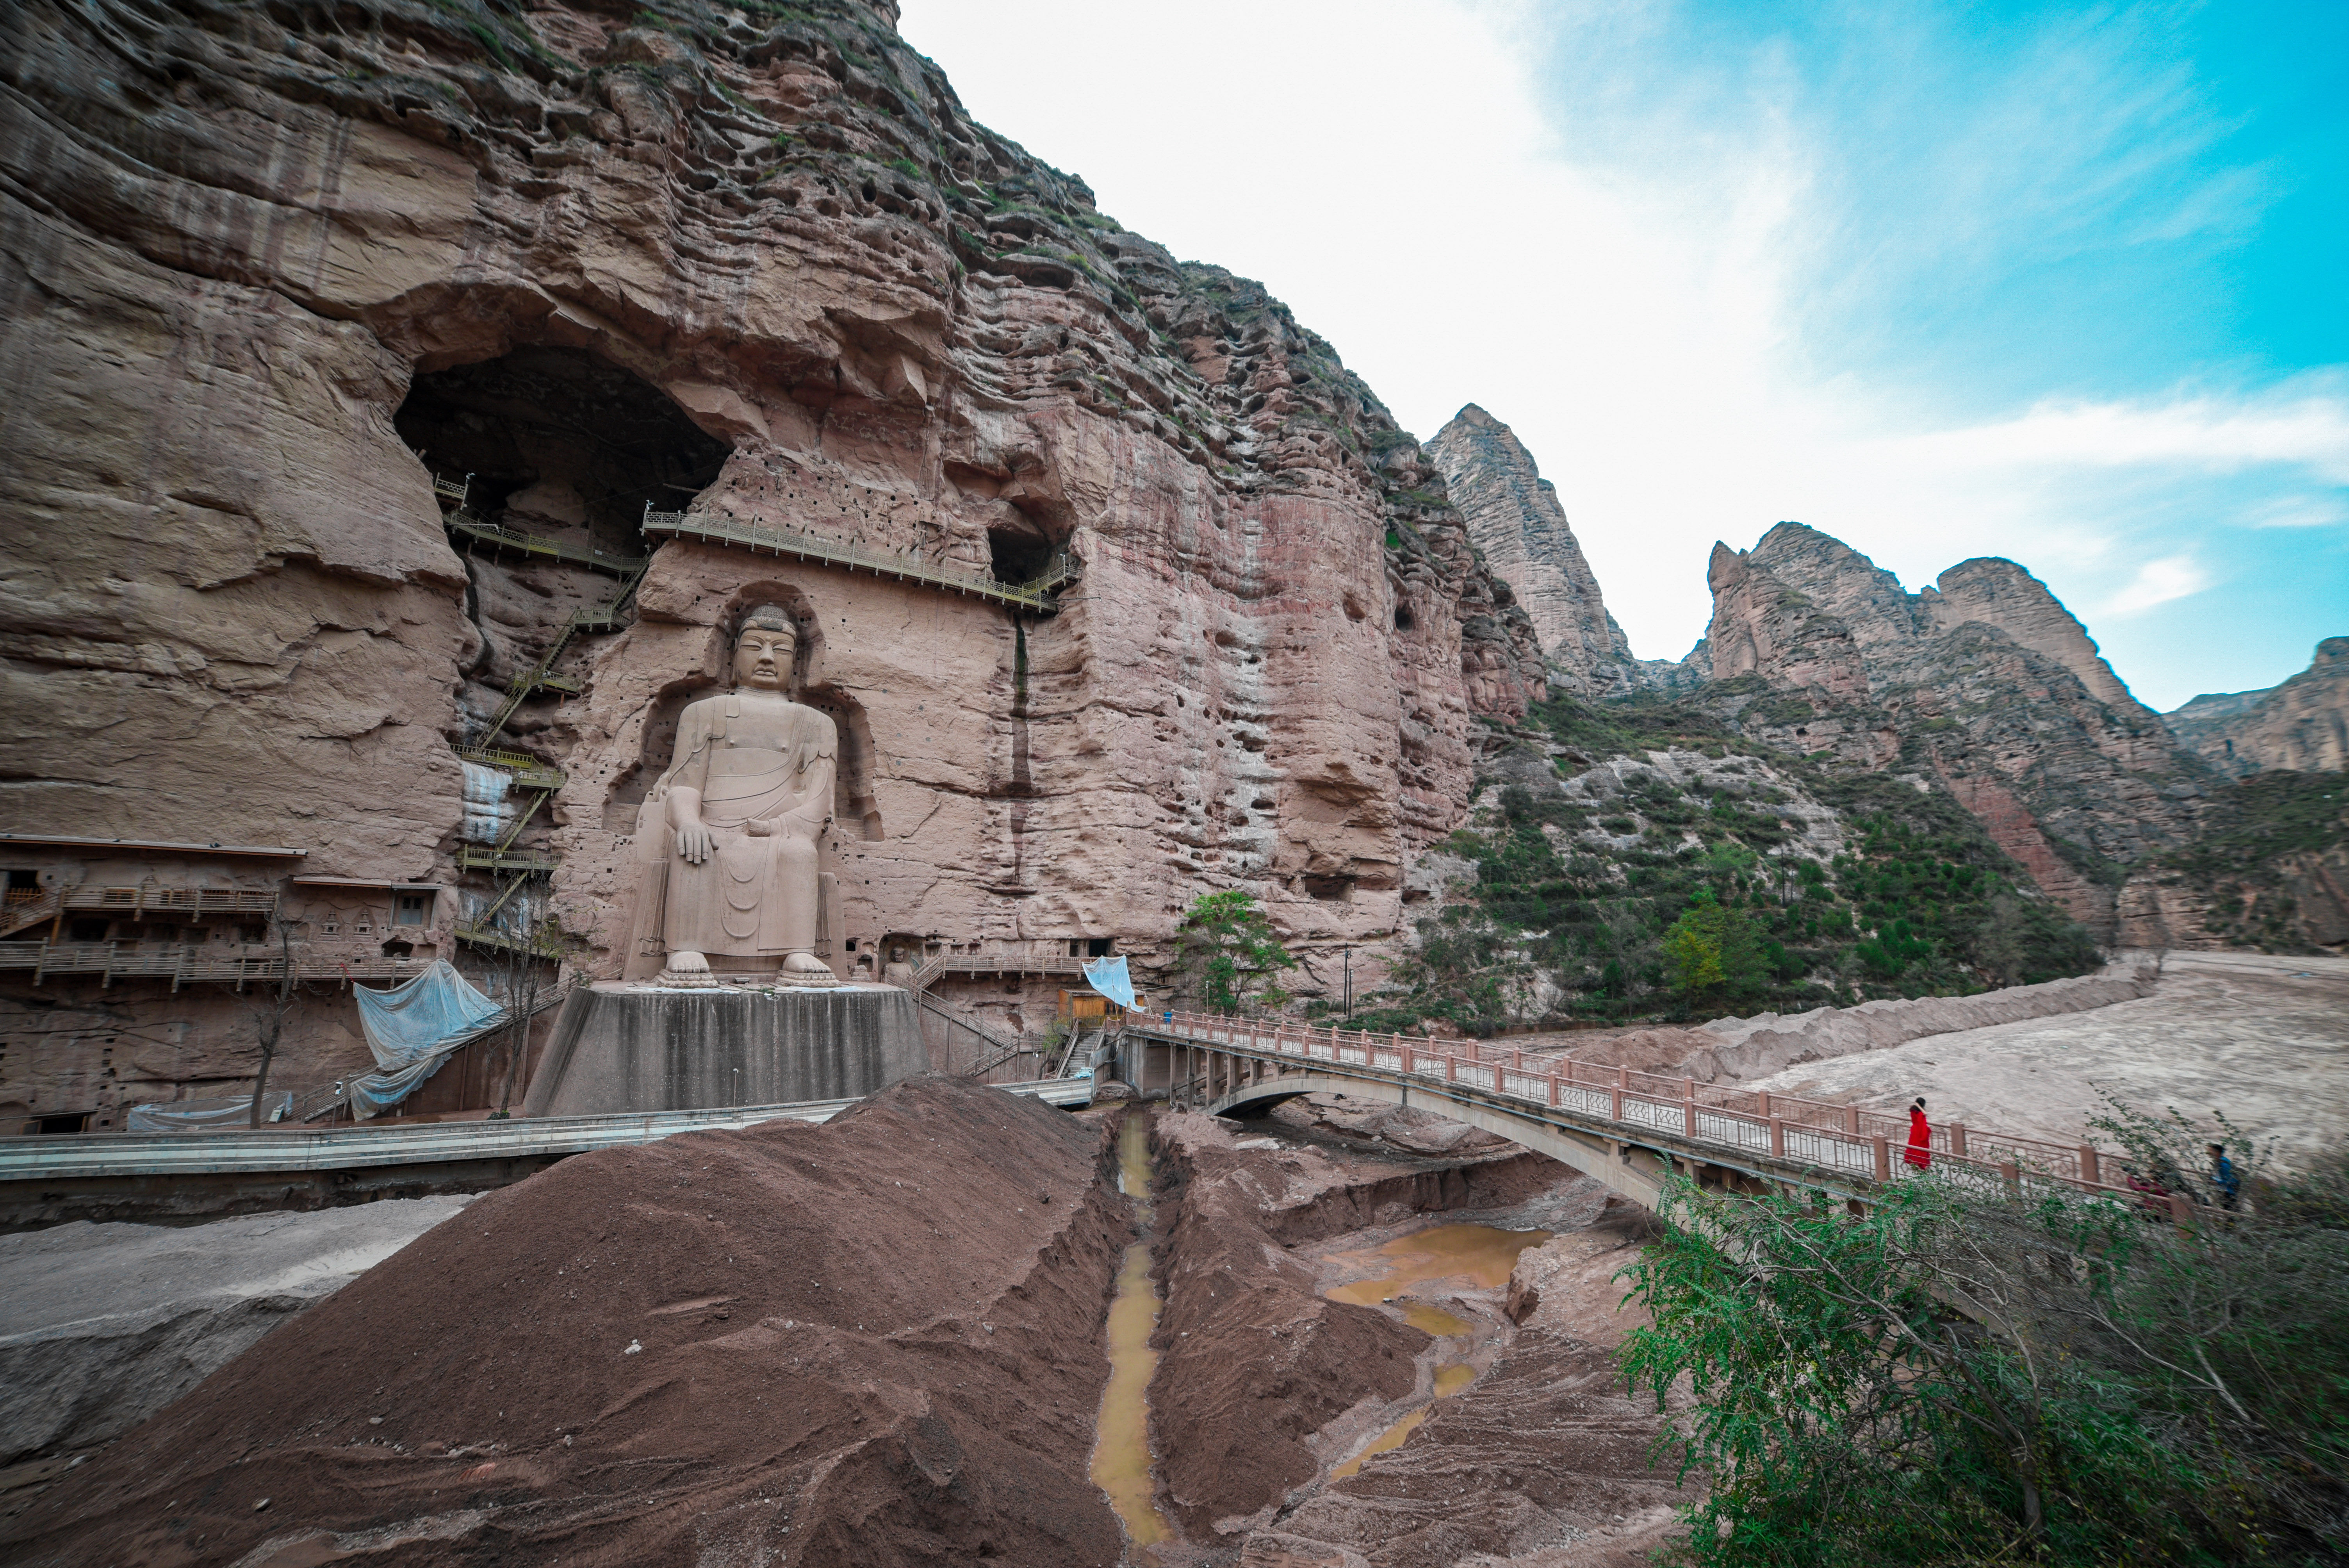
[0,941,433,990]
[1134,1009,2141,1202]
[0,1080,1093,1174]
[642,508,1078,613]
[452,919,566,958]
[444,510,647,579]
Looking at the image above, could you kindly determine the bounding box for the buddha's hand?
[675,821,715,863]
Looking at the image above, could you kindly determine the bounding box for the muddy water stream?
[1323,1223,1553,1480]
[1092,1115,1174,1559]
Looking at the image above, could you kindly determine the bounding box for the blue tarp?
[348,960,506,1118]
[1082,954,1136,1010]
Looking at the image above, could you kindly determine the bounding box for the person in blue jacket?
[2208,1142,2240,1210]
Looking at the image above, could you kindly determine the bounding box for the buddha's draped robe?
[625,692,836,973]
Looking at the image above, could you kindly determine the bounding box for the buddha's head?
[733,604,799,690]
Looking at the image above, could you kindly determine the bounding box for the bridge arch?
[1206,1069,1670,1210]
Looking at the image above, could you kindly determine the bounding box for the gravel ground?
[0,1197,474,1468]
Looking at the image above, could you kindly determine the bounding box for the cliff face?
[2167,638,2349,777]
[1688,525,2207,937]
[0,0,1544,1108]
[1426,405,1641,695]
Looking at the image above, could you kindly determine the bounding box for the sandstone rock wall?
[2166,637,2349,777]
[1922,557,2144,714]
[1426,404,1640,694]
[0,0,1544,1105]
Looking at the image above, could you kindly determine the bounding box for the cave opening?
[395,346,730,559]
[987,524,1053,586]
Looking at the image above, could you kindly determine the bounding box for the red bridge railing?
[1132,1010,2181,1213]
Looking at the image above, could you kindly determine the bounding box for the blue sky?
[898,0,2347,709]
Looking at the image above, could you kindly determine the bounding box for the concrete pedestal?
[521,982,924,1117]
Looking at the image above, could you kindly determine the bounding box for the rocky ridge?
[1426,406,1648,696]
[2166,637,2349,778]
[1652,524,2204,937]
[1417,415,2246,942]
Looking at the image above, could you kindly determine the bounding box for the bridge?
[1121,1011,2172,1218]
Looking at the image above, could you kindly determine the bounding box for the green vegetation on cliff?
[1354,694,2101,1035]
[2156,771,2349,952]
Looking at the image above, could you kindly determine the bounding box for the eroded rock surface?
[1427,406,1645,696]
[2167,637,2349,777]
[1688,524,2209,935]
[0,0,1544,1105]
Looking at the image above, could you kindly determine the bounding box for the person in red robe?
[1904,1096,1933,1170]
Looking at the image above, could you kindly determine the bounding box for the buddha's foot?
[779,952,839,988]
[655,950,720,989]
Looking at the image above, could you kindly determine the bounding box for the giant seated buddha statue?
[622,604,839,987]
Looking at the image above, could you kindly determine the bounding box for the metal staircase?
[431,473,658,966]
[923,991,1039,1079]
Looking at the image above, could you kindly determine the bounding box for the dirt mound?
[1147,1118,1431,1537]
[2,1076,1129,1568]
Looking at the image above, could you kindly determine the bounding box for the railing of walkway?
[1137,1009,2161,1210]
[0,943,437,990]
[642,509,1078,613]
[444,511,648,579]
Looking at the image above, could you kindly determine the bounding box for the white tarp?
[126,1092,294,1133]
[1082,955,1136,1010]
[461,761,514,845]
[348,960,507,1117]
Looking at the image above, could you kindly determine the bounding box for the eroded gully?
[1084,1103,1661,1566]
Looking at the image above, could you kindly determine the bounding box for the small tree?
[1661,889,1764,1001]
[247,917,299,1128]
[1176,889,1296,1015]
[489,917,559,1116]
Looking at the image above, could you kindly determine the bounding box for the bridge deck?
[1129,1011,2162,1214]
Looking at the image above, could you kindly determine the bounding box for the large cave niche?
[986,520,1054,586]
[395,346,731,562]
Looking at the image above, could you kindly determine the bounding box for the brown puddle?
[1092,1115,1174,1559]
[1325,1224,1555,1304]
[1322,1222,1552,1481]
[1398,1301,1474,1336]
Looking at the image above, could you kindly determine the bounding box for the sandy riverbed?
[1741,952,2349,1171]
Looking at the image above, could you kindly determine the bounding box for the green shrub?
[1621,1124,2349,1566]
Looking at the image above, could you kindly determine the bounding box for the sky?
[895,0,2347,709]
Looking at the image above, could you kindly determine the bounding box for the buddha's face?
[733,624,797,690]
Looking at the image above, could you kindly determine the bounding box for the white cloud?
[1887,381,2349,484]
[2101,556,2213,618]
[897,0,2342,697]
